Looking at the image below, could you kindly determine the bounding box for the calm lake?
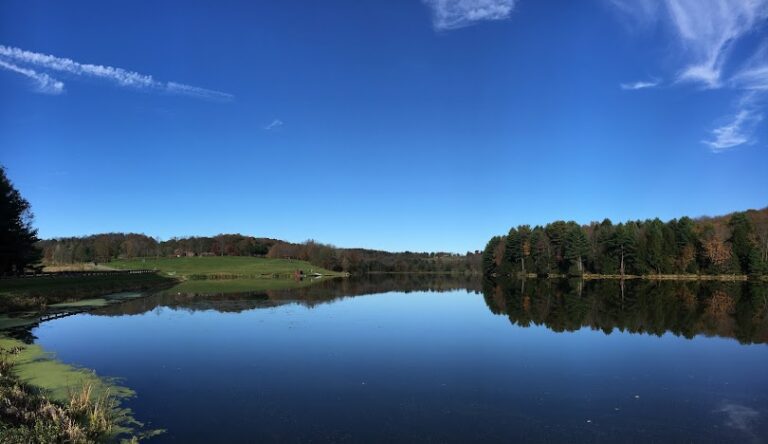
[29,276,768,443]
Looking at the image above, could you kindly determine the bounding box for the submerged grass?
[0,337,157,443]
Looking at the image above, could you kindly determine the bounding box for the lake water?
[29,276,768,443]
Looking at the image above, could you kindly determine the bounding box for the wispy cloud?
[731,41,768,91]
[423,0,516,31]
[0,59,63,94]
[609,0,768,88]
[608,0,768,150]
[264,119,284,130]
[606,0,659,23]
[620,79,660,90]
[665,0,768,88]
[703,109,763,151]
[0,44,232,101]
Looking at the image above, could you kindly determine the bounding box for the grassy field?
[105,256,341,278]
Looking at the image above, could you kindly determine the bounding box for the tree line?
[38,233,275,265]
[2,165,482,276]
[38,234,482,274]
[482,208,768,277]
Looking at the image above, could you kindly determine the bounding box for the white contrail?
[0,44,232,100]
[0,59,63,94]
[165,82,233,101]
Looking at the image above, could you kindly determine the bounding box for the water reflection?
[92,275,768,345]
[31,275,768,443]
[92,274,483,315]
[483,278,768,345]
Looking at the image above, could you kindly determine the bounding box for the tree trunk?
[620,278,625,304]
[620,247,625,277]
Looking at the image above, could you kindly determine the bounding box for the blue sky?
[1,0,766,253]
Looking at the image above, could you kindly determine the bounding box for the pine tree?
[482,236,502,275]
[564,226,589,275]
[608,224,636,276]
[504,228,520,274]
[728,213,757,275]
[643,219,665,275]
[0,166,41,275]
[529,226,552,276]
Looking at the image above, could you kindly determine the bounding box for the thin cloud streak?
[702,109,763,151]
[0,59,64,94]
[165,82,233,102]
[423,0,516,30]
[0,44,232,100]
[264,119,284,130]
[731,42,768,91]
[620,79,660,90]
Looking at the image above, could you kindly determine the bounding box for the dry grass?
[42,264,117,273]
[0,345,145,443]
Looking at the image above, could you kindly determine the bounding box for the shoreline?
[491,273,765,281]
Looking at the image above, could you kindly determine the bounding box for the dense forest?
[482,208,768,277]
[38,234,482,274]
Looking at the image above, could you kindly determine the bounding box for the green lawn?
[105,256,341,278]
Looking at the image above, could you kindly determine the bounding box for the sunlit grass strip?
[105,256,343,278]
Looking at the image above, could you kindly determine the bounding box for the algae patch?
[0,336,161,442]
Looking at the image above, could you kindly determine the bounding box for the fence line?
[0,269,156,280]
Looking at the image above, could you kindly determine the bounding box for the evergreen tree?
[643,219,665,274]
[593,219,616,274]
[729,213,758,275]
[504,228,520,274]
[482,236,502,275]
[529,226,552,276]
[607,224,636,276]
[673,217,698,273]
[518,225,532,274]
[748,248,768,275]
[504,225,531,275]
[564,226,589,275]
[545,221,569,272]
[0,166,41,275]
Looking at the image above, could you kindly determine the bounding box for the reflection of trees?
[93,291,279,316]
[91,273,768,344]
[482,278,768,344]
[93,274,483,317]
